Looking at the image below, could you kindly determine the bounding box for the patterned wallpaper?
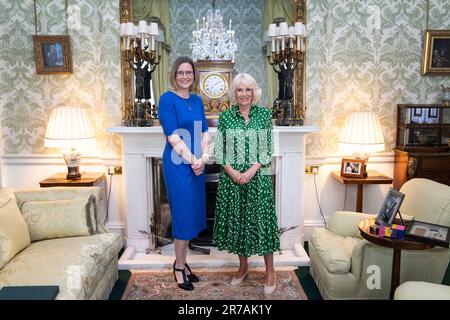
[305,0,450,155]
[0,0,121,156]
[1,0,449,156]
[168,0,268,105]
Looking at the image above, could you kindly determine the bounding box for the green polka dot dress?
[213,105,280,257]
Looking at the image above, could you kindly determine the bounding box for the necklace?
[182,97,192,111]
[172,90,192,111]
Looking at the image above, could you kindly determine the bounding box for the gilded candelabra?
[120,17,162,126]
[266,19,306,126]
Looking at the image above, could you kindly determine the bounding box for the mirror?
[119,0,306,126]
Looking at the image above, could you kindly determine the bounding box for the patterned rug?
[122,269,308,300]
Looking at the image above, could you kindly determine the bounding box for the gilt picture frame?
[421,30,450,76]
[33,35,72,74]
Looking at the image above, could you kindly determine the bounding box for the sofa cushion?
[15,188,100,234]
[0,188,31,269]
[21,195,97,242]
[0,232,122,299]
[310,228,359,274]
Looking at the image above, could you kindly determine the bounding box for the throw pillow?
[0,187,31,269]
[21,195,97,242]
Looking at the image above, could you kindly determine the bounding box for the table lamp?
[44,106,95,180]
[338,112,385,176]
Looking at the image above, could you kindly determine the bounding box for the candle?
[275,39,279,54]
[151,36,155,51]
[281,36,285,51]
[197,19,199,31]
[229,19,231,31]
[296,36,300,51]
[271,37,275,52]
[203,17,205,29]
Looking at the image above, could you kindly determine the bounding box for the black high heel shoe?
[184,262,200,283]
[173,261,194,291]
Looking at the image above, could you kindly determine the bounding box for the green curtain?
[263,0,293,108]
[133,0,171,106]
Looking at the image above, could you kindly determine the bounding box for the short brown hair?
[169,56,199,92]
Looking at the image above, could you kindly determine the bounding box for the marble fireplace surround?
[107,125,319,269]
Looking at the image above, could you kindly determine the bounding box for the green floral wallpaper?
[306,0,450,155]
[0,0,121,156]
[0,0,449,157]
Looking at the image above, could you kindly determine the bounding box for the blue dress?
[157,91,208,240]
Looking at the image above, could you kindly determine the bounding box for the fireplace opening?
[152,158,275,249]
[152,158,220,248]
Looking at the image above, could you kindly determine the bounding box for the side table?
[39,172,105,187]
[358,218,433,299]
[331,170,393,212]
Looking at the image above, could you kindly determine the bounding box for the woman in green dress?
[213,73,280,295]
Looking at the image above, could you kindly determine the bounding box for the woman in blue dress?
[157,56,210,291]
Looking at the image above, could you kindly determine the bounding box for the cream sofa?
[0,186,123,300]
[394,282,450,300]
[309,178,450,300]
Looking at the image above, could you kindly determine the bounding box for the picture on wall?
[33,35,72,74]
[422,30,450,75]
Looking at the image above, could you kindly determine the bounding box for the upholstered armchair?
[394,282,450,300]
[309,178,450,300]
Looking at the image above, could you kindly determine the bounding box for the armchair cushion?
[21,195,97,242]
[394,281,450,300]
[310,228,359,274]
[0,188,30,269]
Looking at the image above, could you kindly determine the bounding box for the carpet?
[122,269,308,300]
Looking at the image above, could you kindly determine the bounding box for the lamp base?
[66,166,81,180]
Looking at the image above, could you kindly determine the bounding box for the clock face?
[202,73,227,98]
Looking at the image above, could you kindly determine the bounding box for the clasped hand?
[230,167,257,185]
[191,157,205,176]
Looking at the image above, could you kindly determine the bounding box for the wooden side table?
[39,172,105,187]
[331,170,393,212]
[359,218,433,299]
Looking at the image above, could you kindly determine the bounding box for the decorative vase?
[442,85,450,107]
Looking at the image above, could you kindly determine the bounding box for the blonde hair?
[228,73,261,105]
[169,56,199,92]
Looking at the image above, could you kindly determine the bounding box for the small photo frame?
[413,108,422,116]
[405,220,450,248]
[33,35,72,74]
[340,158,364,178]
[422,29,450,75]
[376,188,405,226]
[428,108,438,118]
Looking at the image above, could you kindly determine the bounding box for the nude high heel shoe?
[264,275,276,295]
[230,269,249,286]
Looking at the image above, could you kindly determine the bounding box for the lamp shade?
[338,112,385,154]
[44,106,95,149]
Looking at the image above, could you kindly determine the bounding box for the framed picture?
[421,30,450,75]
[33,35,72,74]
[428,108,438,118]
[376,188,405,226]
[340,158,364,178]
[405,220,450,248]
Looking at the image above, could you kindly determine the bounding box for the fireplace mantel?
[108,125,319,268]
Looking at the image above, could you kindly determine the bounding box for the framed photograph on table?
[340,158,364,178]
[33,35,72,74]
[405,220,450,248]
[421,30,450,75]
[376,188,405,226]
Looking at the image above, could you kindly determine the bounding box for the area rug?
[122,269,308,300]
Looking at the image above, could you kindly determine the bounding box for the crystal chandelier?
[190,6,237,61]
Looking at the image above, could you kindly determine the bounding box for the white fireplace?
[107,125,319,269]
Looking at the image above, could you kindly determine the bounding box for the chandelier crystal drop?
[190,9,237,61]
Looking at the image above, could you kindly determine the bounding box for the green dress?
[213,105,280,257]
